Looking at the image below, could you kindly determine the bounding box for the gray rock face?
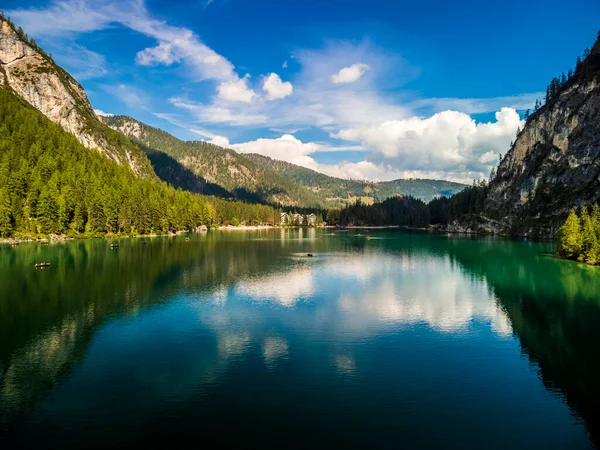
[108,118,145,140]
[0,20,153,177]
[480,76,600,237]
[0,22,35,63]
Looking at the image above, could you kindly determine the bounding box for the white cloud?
[227,107,522,183]
[9,2,532,183]
[217,75,257,103]
[208,136,230,147]
[9,0,240,84]
[94,109,113,117]
[8,1,110,36]
[232,134,320,169]
[262,73,293,101]
[174,42,411,131]
[332,108,523,181]
[331,63,370,84]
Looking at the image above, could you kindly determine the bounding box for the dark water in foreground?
[1,229,600,449]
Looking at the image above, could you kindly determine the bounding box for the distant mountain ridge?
[103,115,327,208]
[245,154,468,204]
[104,116,467,207]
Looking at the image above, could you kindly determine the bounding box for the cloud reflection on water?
[219,251,512,337]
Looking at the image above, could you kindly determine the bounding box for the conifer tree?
[557,209,583,259]
[593,203,600,239]
[0,188,12,237]
[579,207,599,263]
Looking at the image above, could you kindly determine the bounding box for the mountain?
[0,16,153,177]
[457,31,600,237]
[103,116,327,208]
[1,13,464,221]
[104,116,466,207]
[0,16,290,238]
[244,153,467,204]
[0,85,286,238]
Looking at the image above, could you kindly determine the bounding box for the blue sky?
[5,0,600,182]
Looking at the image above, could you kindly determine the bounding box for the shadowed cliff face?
[0,19,154,177]
[477,36,600,237]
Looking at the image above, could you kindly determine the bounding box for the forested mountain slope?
[0,15,154,176]
[103,116,327,208]
[245,153,466,205]
[105,116,466,208]
[460,32,600,237]
[0,87,282,238]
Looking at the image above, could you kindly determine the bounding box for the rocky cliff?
[0,18,154,177]
[466,34,600,237]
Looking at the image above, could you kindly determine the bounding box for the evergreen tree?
[556,209,583,259]
[0,187,13,237]
[579,207,598,263]
[593,203,600,239]
[0,87,287,238]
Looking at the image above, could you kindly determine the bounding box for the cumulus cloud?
[231,134,320,168]
[332,108,523,181]
[208,136,230,147]
[168,42,411,132]
[331,63,370,84]
[94,109,113,117]
[11,2,534,183]
[262,73,293,100]
[222,105,521,182]
[217,75,257,103]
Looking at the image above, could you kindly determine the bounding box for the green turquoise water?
[1,229,600,448]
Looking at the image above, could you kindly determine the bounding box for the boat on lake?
[34,262,51,268]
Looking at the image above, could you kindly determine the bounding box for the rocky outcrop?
[109,118,144,140]
[476,37,600,237]
[0,19,154,177]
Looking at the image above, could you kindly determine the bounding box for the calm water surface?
[1,229,600,448]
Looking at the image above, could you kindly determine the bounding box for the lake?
[1,229,600,448]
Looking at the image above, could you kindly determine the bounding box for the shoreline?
[0,225,337,243]
[1,225,558,245]
[217,225,278,231]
